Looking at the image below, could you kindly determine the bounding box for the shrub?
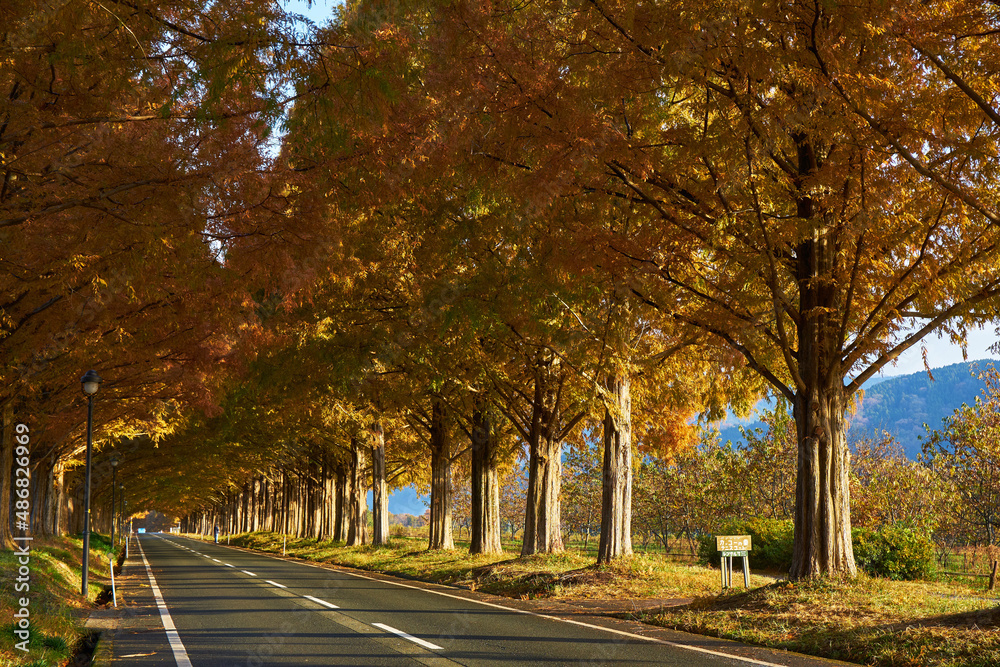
[697,518,794,572]
[852,523,935,580]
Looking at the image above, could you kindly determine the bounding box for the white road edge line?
[372,622,443,651]
[265,580,287,589]
[138,537,193,667]
[209,540,787,667]
[303,595,340,609]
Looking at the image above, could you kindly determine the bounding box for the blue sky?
[875,326,998,378]
[284,0,340,24]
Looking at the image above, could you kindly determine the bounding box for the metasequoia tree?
[1,0,303,547]
[587,284,753,563]
[468,397,507,554]
[401,396,454,550]
[2,0,295,399]
[370,421,390,546]
[362,0,1000,578]
[511,252,757,562]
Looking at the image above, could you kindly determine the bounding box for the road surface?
[103,534,852,666]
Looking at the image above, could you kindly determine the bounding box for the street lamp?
[109,454,119,547]
[80,369,102,597]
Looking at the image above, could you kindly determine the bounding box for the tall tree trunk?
[347,438,367,546]
[790,385,855,577]
[312,460,324,540]
[371,423,390,546]
[323,452,336,539]
[281,471,290,536]
[598,372,633,563]
[1,401,14,549]
[241,482,250,533]
[428,398,454,550]
[789,136,856,579]
[252,478,261,533]
[470,401,502,554]
[317,454,327,539]
[53,461,65,537]
[261,477,270,533]
[297,471,305,537]
[334,461,349,542]
[522,354,564,556]
[305,466,315,538]
[261,480,268,534]
[69,471,84,535]
[35,456,54,537]
[265,476,274,533]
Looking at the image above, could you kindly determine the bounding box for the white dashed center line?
[371,623,443,650]
[241,570,257,577]
[265,580,287,589]
[303,595,339,609]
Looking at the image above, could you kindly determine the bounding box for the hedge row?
[696,519,935,581]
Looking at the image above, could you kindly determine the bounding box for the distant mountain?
[715,360,994,458]
[849,360,991,457]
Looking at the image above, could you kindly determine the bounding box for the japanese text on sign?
[716,535,752,552]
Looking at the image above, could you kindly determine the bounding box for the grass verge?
[0,533,117,667]
[223,531,743,600]
[222,531,1000,667]
[641,576,1000,667]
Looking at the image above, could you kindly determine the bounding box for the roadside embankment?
[1,533,117,667]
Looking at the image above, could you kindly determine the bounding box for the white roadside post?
[110,555,117,607]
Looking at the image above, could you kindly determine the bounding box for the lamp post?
[109,454,119,547]
[81,369,102,597]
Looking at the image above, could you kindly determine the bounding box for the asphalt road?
[107,534,852,667]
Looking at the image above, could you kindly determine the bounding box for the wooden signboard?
[716,535,752,589]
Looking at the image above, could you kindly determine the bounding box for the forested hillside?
[849,361,992,457]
